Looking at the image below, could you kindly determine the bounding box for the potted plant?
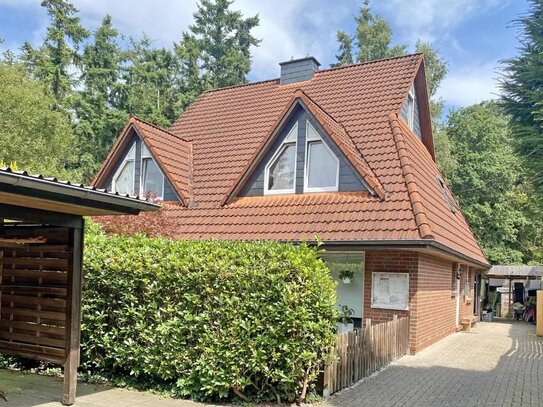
[337,305,354,333]
[339,269,354,284]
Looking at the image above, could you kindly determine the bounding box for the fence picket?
[323,317,409,396]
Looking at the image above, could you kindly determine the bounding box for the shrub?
[81,225,337,402]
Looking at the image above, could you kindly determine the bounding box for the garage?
[0,167,158,405]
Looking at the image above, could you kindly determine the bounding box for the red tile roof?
[94,54,488,266]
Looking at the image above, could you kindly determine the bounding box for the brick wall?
[363,251,416,347]
[362,250,476,354]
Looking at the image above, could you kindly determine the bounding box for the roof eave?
[310,239,490,269]
[0,170,159,215]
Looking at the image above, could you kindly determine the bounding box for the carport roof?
[486,265,543,279]
[0,167,159,216]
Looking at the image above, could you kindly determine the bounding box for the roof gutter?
[290,239,490,269]
[0,171,159,214]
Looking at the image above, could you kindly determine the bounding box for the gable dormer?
[398,60,435,160]
[93,117,191,203]
[400,83,421,139]
[238,103,370,197]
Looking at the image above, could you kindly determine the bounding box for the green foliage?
[20,0,89,104]
[121,36,182,128]
[443,102,529,263]
[354,0,406,62]
[500,0,543,195]
[0,63,80,180]
[332,31,354,67]
[181,0,261,90]
[72,15,128,179]
[81,227,337,403]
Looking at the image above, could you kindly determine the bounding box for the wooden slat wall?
[0,226,70,363]
[323,316,410,396]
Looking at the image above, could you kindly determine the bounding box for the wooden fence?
[322,316,410,396]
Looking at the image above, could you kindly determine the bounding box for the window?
[113,144,135,195]
[142,158,164,199]
[407,84,415,130]
[304,121,339,192]
[436,176,459,214]
[265,123,298,194]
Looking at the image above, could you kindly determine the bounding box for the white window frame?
[407,84,415,130]
[371,272,409,311]
[303,120,339,193]
[112,143,136,195]
[140,143,165,200]
[264,123,298,195]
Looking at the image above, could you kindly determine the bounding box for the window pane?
[114,161,134,195]
[268,144,296,191]
[142,158,164,198]
[307,141,337,189]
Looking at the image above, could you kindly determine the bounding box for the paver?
[1,320,540,406]
[327,320,543,407]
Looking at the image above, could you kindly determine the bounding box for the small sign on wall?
[371,272,409,310]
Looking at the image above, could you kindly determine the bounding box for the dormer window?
[113,144,135,195]
[141,145,164,199]
[304,121,339,192]
[265,123,298,194]
[407,84,415,130]
[436,176,459,214]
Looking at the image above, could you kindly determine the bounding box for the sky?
[0,0,530,111]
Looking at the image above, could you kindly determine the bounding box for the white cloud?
[436,62,500,107]
[375,0,511,43]
[11,0,355,81]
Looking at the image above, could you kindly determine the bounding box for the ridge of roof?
[131,116,190,144]
[201,78,280,94]
[200,53,424,96]
[389,113,433,239]
[298,90,386,199]
[315,52,423,76]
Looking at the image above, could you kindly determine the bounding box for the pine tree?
[20,0,89,105]
[332,31,354,67]
[183,0,260,89]
[73,15,128,180]
[122,36,181,127]
[174,32,204,112]
[501,0,543,193]
[354,0,406,62]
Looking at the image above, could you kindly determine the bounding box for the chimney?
[279,56,320,85]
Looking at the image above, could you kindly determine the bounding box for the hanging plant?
[339,269,354,284]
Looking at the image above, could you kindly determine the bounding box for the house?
[93,54,490,353]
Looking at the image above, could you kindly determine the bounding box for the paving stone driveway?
[327,320,543,407]
[0,320,541,406]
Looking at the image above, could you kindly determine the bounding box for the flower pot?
[337,322,354,333]
[341,277,352,284]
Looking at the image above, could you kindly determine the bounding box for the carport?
[0,168,158,405]
[485,265,542,317]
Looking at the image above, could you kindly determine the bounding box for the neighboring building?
[93,54,490,353]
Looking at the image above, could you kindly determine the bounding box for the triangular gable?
[394,57,435,160]
[222,89,386,205]
[93,117,193,206]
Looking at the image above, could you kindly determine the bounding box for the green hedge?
[81,225,337,402]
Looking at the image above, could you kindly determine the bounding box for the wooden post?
[508,277,513,319]
[63,223,84,405]
[537,291,543,337]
